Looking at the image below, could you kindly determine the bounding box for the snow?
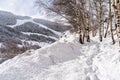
[21,39,50,47]
[0,32,120,80]
[22,32,58,40]
[14,19,32,27]
[12,18,62,36]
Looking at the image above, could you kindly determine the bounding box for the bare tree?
[35,0,120,45]
[109,0,115,44]
[112,0,120,45]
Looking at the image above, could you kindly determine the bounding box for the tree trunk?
[104,19,110,38]
[109,0,115,44]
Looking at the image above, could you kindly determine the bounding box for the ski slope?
[0,32,120,80]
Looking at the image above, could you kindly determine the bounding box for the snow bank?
[0,32,120,80]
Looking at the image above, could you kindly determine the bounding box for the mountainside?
[0,10,70,46]
[0,32,119,80]
[0,10,70,63]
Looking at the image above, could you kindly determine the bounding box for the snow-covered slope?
[0,10,71,64]
[0,10,70,46]
[0,32,120,80]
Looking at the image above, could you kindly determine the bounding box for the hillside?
[0,10,70,63]
[0,10,70,45]
[0,32,119,80]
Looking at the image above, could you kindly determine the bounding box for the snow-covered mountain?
[0,10,70,46]
[0,32,120,80]
[0,10,70,63]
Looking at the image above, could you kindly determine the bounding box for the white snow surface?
[0,32,120,80]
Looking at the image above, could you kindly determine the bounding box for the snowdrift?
[0,32,120,80]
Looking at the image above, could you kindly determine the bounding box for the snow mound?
[0,32,120,80]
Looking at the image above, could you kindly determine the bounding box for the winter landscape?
[0,0,120,80]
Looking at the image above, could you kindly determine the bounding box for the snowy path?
[32,40,101,80]
[0,33,120,80]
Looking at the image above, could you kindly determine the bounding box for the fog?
[0,0,40,17]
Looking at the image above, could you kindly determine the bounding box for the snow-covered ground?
[0,32,120,80]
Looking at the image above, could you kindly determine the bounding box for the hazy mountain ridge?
[0,10,70,45]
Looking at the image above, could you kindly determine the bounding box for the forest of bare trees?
[35,0,120,45]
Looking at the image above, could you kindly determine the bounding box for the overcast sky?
[0,0,41,17]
